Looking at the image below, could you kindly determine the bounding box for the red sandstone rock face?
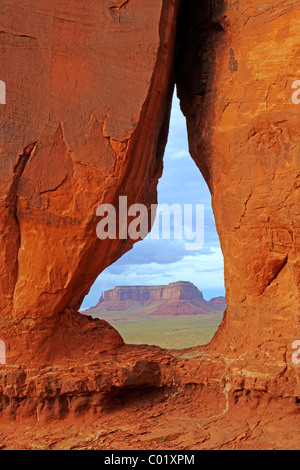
[208,297,227,311]
[86,281,225,316]
[0,345,298,449]
[0,0,299,450]
[176,0,300,378]
[0,0,180,364]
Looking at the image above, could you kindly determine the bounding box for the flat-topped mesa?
[0,0,298,436]
[101,281,204,303]
[86,282,226,317]
[162,281,205,301]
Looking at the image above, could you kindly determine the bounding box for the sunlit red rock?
[0,0,299,450]
[176,0,300,379]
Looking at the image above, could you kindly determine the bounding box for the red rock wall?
[176,0,300,373]
[0,0,180,364]
[85,281,219,316]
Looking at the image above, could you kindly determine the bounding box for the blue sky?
[82,94,225,308]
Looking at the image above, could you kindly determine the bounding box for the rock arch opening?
[81,93,226,349]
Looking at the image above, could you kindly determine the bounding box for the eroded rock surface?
[0,346,299,449]
[85,281,225,316]
[0,0,180,364]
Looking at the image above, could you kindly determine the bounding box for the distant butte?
[84,281,227,318]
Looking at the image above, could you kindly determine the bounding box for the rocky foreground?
[85,282,227,317]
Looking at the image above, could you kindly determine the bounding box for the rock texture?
[0,0,299,450]
[85,281,226,317]
[0,0,180,364]
[0,346,299,450]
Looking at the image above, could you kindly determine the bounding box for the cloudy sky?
[82,93,225,308]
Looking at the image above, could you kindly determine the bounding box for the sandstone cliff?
[0,0,180,364]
